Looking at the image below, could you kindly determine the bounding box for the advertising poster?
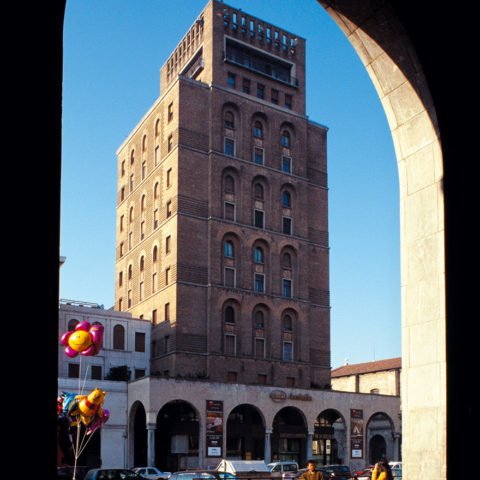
[350,409,363,459]
[206,400,223,457]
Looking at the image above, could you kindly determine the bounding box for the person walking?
[372,458,393,480]
[298,460,324,480]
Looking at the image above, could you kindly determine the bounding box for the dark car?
[317,466,352,480]
[169,472,240,480]
[57,466,91,480]
[84,468,148,480]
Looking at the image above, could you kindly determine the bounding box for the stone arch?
[314,408,347,466]
[226,403,266,460]
[155,399,200,471]
[315,1,446,477]
[365,411,396,464]
[129,400,147,468]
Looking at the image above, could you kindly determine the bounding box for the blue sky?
[60,0,400,369]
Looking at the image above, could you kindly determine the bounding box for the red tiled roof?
[331,357,401,377]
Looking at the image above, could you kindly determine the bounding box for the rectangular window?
[283,279,292,298]
[135,332,146,352]
[168,134,173,152]
[68,363,79,378]
[254,209,264,228]
[228,72,236,88]
[127,289,132,308]
[139,281,144,301]
[152,309,157,324]
[165,267,170,285]
[283,216,292,235]
[285,94,293,110]
[257,83,265,99]
[254,273,265,293]
[225,202,235,221]
[135,369,146,379]
[225,138,235,156]
[228,371,238,382]
[258,374,267,385]
[153,209,159,229]
[166,200,172,218]
[283,341,293,361]
[166,235,171,254]
[165,302,170,322]
[242,78,250,94]
[254,147,263,165]
[154,146,159,166]
[225,334,236,355]
[271,88,279,104]
[140,221,145,240]
[282,156,292,173]
[224,267,236,287]
[129,174,134,192]
[167,167,172,187]
[286,376,295,387]
[255,338,265,358]
[91,365,102,380]
[168,102,174,122]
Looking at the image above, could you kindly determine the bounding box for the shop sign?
[270,390,312,402]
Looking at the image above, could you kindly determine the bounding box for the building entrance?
[226,404,265,460]
[156,401,199,472]
[271,407,307,466]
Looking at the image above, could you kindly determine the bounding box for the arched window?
[281,130,290,148]
[283,252,292,269]
[130,150,135,165]
[254,310,264,328]
[254,183,264,200]
[254,246,264,264]
[140,256,145,271]
[153,245,158,262]
[224,175,235,193]
[225,111,234,129]
[282,191,291,208]
[283,314,293,331]
[155,119,160,136]
[142,134,147,152]
[113,324,125,350]
[225,240,234,258]
[141,194,146,212]
[67,319,78,331]
[129,206,134,223]
[253,121,263,138]
[225,305,235,323]
[128,264,133,280]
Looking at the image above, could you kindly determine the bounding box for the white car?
[132,467,171,480]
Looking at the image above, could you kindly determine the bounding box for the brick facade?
[115,0,330,389]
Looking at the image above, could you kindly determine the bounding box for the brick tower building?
[115,0,330,390]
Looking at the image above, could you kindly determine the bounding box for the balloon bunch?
[58,321,109,476]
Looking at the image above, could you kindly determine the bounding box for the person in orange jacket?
[371,458,393,480]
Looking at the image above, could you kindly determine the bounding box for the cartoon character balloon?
[67,387,106,427]
[60,321,104,357]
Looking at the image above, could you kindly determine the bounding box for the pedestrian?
[298,460,324,480]
[372,458,393,480]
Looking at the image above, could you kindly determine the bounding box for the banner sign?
[206,400,223,457]
[350,409,363,459]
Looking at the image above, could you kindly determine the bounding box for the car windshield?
[97,470,140,480]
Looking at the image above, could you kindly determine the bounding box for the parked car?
[57,466,91,480]
[317,465,352,480]
[267,462,299,475]
[84,468,147,480]
[169,471,240,480]
[352,466,373,480]
[388,462,401,479]
[132,468,171,480]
